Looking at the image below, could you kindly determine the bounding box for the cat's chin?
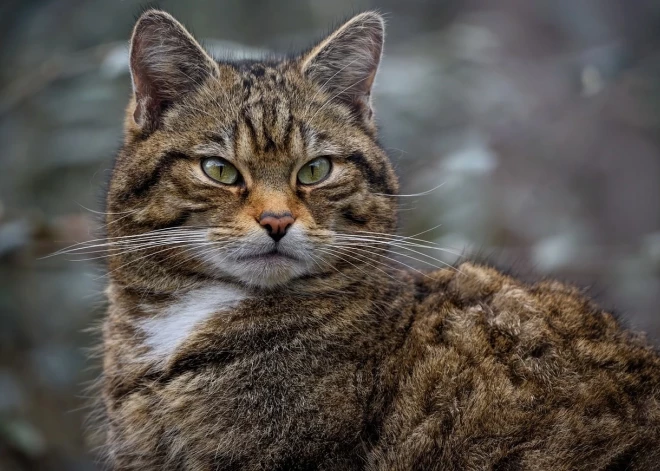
[205,254,315,289]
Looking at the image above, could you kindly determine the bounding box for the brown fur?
[99,10,660,470]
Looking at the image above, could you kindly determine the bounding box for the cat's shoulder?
[412,261,659,363]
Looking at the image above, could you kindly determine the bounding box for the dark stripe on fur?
[150,209,194,230]
[342,208,368,226]
[282,113,294,148]
[118,151,188,202]
[346,152,388,192]
[207,133,226,146]
[243,114,258,149]
[161,350,237,383]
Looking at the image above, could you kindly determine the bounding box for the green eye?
[297,157,332,185]
[201,157,240,185]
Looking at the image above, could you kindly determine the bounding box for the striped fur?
[100,10,660,470]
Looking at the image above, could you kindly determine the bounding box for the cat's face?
[106,11,398,289]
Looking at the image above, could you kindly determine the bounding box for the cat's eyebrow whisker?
[373,182,446,198]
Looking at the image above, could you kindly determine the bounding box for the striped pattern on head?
[106,10,399,289]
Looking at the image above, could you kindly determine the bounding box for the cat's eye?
[201,157,240,185]
[297,157,332,185]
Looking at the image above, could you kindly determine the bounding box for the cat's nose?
[258,212,295,242]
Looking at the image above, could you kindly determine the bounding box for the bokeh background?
[1,0,659,468]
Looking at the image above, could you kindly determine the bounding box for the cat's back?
[369,262,660,470]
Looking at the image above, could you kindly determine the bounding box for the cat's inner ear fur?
[301,11,385,123]
[129,10,219,132]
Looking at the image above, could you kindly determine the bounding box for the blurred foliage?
[1,0,659,468]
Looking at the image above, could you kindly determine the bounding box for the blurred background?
[1,0,659,468]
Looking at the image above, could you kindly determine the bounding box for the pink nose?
[258,212,295,242]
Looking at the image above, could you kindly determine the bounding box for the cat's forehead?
[172,62,348,164]
[215,60,306,106]
[236,61,289,87]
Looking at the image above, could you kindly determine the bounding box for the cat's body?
[104,266,660,470]
[98,10,660,470]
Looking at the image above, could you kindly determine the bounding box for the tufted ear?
[301,12,384,123]
[129,10,219,132]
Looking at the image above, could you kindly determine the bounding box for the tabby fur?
[99,10,660,470]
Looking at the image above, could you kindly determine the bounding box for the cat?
[93,9,660,470]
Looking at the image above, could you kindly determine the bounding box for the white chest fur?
[138,284,247,365]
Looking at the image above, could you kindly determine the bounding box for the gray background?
[1,0,659,468]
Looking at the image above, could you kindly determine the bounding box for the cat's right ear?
[129,10,219,132]
[300,12,385,125]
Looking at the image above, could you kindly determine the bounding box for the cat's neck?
[106,269,414,371]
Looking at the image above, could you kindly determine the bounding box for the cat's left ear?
[301,12,384,124]
[129,10,219,132]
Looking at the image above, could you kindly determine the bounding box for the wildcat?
[93,9,660,470]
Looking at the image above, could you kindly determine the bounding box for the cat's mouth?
[235,249,299,263]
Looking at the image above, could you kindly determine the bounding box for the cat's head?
[106,10,399,290]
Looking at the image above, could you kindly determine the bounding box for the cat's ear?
[301,12,384,123]
[129,10,219,132]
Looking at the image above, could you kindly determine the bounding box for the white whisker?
[327,244,432,279]
[374,182,446,198]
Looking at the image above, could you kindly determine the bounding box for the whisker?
[48,236,214,258]
[168,243,228,274]
[316,246,388,281]
[333,233,460,257]
[73,203,139,216]
[333,238,461,258]
[65,240,224,262]
[327,244,432,279]
[74,204,142,227]
[42,228,216,258]
[333,237,460,272]
[336,229,443,246]
[373,182,446,198]
[317,246,402,283]
[351,226,446,244]
[96,241,224,281]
